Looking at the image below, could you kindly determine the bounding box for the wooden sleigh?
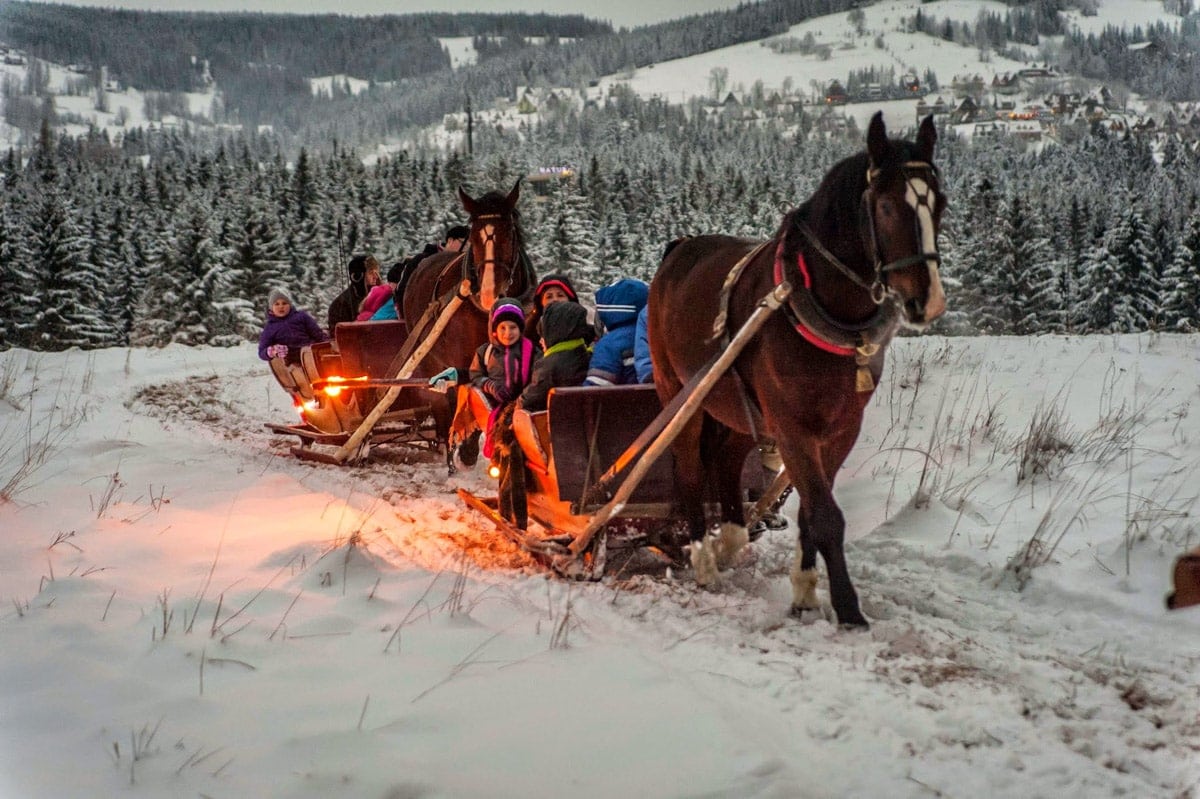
[1167,546,1200,610]
[264,319,441,463]
[264,281,481,466]
[458,283,793,579]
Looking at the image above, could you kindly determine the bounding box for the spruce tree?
[27,189,95,350]
[0,197,35,349]
[1161,210,1200,331]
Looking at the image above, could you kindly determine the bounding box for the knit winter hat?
[267,287,295,309]
[386,260,406,285]
[534,273,580,307]
[489,298,526,334]
[348,254,380,282]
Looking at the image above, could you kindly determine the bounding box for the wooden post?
[568,282,792,556]
[330,283,468,464]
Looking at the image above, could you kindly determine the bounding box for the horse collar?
[774,242,894,391]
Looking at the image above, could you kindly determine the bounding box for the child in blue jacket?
[584,278,649,387]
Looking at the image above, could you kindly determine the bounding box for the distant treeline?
[0,2,612,128]
[0,0,862,138]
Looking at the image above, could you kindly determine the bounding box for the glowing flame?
[321,375,368,397]
[488,465,501,479]
[303,400,320,412]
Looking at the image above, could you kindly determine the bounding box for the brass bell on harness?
[854,338,879,393]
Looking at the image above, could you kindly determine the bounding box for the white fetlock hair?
[714,522,749,570]
[790,539,820,610]
[691,538,718,587]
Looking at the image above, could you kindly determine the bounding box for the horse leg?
[780,441,868,628]
[712,432,755,570]
[672,412,716,585]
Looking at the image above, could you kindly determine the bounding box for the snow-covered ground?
[2,333,1198,798]
[0,57,219,146]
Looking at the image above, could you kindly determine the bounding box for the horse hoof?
[788,605,824,623]
[457,434,480,467]
[836,610,870,630]
[690,539,718,587]
[714,522,748,570]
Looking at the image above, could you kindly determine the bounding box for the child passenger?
[468,298,541,530]
[523,272,594,344]
[258,287,329,366]
[519,300,591,412]
[584,277,649,387]
[470,298,541,410]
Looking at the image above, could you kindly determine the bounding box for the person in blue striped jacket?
[583,278,649,387]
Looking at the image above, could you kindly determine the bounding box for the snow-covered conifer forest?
[1,94,1198,351]
[2,0,1200,352]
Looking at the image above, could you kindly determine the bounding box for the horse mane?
[775,135,927,265]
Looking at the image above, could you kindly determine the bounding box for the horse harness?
[710,236,892,402]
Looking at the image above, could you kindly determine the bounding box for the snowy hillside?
[2,0,1190,150]
[595,0,1185,133]
[1,334,1198,797]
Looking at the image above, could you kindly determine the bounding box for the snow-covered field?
[2,333,1198,798]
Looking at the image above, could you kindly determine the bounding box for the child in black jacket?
[519,301,591,413]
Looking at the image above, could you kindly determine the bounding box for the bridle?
[795,160,942,306]
[460,209,513,299]
[461,210,528,309]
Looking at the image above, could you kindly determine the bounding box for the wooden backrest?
[335,321,410,378]
[547,384,675,509]
[513,408,551,475]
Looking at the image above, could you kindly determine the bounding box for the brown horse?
[647,113,946,628]
[401,180,536,465]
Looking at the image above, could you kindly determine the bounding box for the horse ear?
[458,186,477,215]
[507,177,522,207]
[867,111,888,168]
[917,115,937,162]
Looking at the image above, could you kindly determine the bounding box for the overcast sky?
[41,0,746,29]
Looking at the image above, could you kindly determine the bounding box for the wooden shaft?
[746,468,789,528]
[331,286,467,463]
[569,282,792,556]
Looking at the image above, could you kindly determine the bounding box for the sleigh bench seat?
[546,384,675,511]
[334,320,409,378]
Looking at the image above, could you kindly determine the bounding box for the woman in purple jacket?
[258,288,329,365]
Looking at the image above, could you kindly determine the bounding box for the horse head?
[457,179,528,312]
[862,112,947,329]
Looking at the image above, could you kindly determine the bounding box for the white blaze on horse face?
[480,223,497,310]
[904,177,946,321]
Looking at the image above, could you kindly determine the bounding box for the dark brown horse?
[648,113,946,628]
[401,180,536,465]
